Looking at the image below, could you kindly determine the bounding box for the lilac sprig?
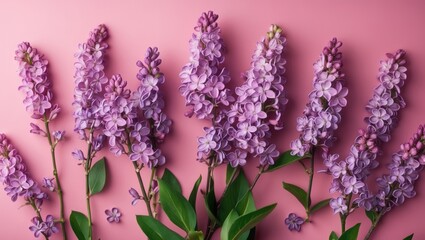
[324,50,407,233]
[291,38,347,157]
[283,38,346,227]
[0,134,55,239]
[229,24,288,167]
[179,11,234,122]
[362,125,424,240]
[15,42,67,239]
[72,24,109,240]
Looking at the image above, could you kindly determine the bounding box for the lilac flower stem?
[85,130,94,240]
[147,167,158,218]
[249,165,266,192]
[339,193,352,233]
[43,115,67,240]
[364,212,383,240]
[29,198,49,240]
[125,129,153,217]
[305,147,316,221]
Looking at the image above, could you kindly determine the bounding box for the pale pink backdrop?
[0,1,425,239]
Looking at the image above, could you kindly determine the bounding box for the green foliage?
[136,215,185,240]
[88,157,106,196]
[70,211,89,240]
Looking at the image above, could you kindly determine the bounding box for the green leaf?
[70,211,89,240]
[246,228,256,240]
[158,179,197,232]
[136,215,185,240]
[282,181,308,209]
[365,210,378,223]
[226,164,239,184]
[310,198,331,213]
[188,231,204,240]
[162,168,182,194]
[221,209,240,240]
[329,231,338,240]
[204,177,219,225]
[227,203,277,240]
[339,223,361,240]
[218,169,250,223]
[265,150,310,173]
[189,175,202,212]
[235,191,256,215]
[403,234,414,240]
[88,157,107,196]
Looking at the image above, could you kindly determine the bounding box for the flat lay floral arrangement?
[3,10,421,240]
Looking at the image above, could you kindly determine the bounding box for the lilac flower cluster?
[291,38,347,157]
[179,11,234,121]
[73,24,108,141]
[229,25,288,166]
[15,42,60,121]
[373,125,425,212]
[0,134,47,205]
[180,11,234,166]
[0,134,56,238]
[100,47,171,169]
[30,215,58,238]
[326,49,407,214]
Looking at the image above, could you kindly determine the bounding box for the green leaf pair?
[282,181,330,213]
[265,150,310,173]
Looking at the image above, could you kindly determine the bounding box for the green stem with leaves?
[84,130,94,240]
[305,147,316,222]
[43,115,67,240]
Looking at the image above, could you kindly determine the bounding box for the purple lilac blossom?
[180,11,234,167]
[105,207,122,223]
[100,47,171,169]
[0,134,47,205]
[325,49,407,214]
[29,215,58,238]
[0,134,54,238]
[284,213,304,232]
[179,11,234,121]
[229,25,288,166]
[15,42,60,121]
[291,38,347,157]
[370,125,424,213]
[73,24,108,142]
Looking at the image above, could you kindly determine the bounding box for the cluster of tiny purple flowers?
[99,47,171,169]
[180,11,235,166]
[326,49,407,215]
[179,11,234,121]
[0,134,58,238]
[291,38,347,157]
[15,42,60,121]
[228,25,288,166]
[73,24,108,148]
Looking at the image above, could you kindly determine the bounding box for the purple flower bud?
[129,188,141,205]
[30,123,46,137]
[52,130,65,142]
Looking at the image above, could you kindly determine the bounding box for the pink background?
[1,1,425,239]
